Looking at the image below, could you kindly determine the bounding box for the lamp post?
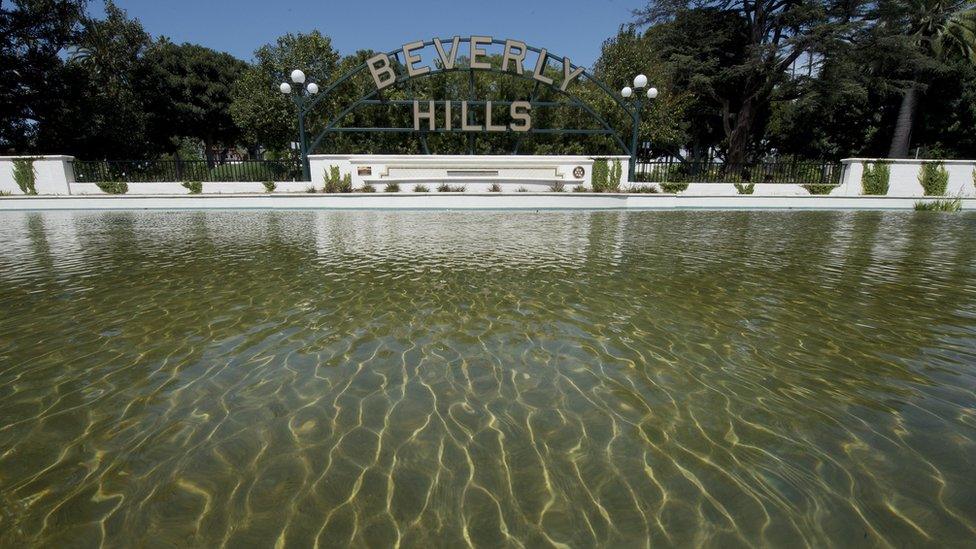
[621,74,658,178]
[279,69,319,181]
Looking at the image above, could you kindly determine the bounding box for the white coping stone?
[1,194,973,211]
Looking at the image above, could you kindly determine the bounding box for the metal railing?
[71,159,306,183]
[633,160,844,185]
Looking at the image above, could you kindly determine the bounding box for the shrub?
[488,183,502,192]
[360,183,375,193]
[516,186,529,192]
[12,158,37,195]
[305,185,317,193]
[182,180,203,194]
[861,162,890,195]
[660,182,689,193]
[591,159,609,192]
[628,185,659,193]
[549,180,565,192]
[210,163,282,182]
[263,180,276,193]
[324,165,342,193]
[384,182,400,192]
[607,160,622,192]
[803,184,834,195]
[918,162,949,196]
[437,184,465,192]
[572,185,589,192]
[915,197,961,211]
[734,183,755,195]
[0,190,12,196]
[96,181,128,194]
[413,184,430,192]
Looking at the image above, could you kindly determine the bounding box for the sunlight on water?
[0,210,974,546]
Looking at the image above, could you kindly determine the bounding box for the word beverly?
[366,36,585,93]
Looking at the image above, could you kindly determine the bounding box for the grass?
[12,158,37,195]
[918,162,949,196]
[360,183,376,193]
[384,183,400,192]
[802,184,835,195]
[660,182,689,193]
[516,186,529,192]
[263,180,276,193]
[734,183,755,195]
[413,184,430,192]
[437,183,466,192]
[549,180,565,192]
[861,162,889,195]
[488,183,502,192]
[914,197,962,211]
[96,181,128,194]
[627,185,659,193]
[182,180,203,194]
[573,185,588,192]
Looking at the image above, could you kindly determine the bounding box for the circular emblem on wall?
[573,166,585,179]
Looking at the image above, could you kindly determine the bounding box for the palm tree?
[888,0,976,158]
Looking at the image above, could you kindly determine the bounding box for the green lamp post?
[279,69,319,181]
[620,74,658,179]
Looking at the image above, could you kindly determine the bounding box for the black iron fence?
[633,160,844,185]
[71,159,305,183]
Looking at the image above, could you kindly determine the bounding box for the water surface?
[0,210,974,547]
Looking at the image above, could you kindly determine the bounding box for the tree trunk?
[888,83,918,158]
[727,99,754,166]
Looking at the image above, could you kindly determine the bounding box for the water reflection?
[0,210,974,546]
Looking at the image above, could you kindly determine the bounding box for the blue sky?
[91,0,645,69]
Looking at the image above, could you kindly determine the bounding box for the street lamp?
[280,69,319,181]
[620,74,658,177]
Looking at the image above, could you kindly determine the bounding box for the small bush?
[915,197,961,211]
[803,184,834,195]
[360,183,375,193]
[607,160,622,192]
[384,182,400,192]
[305,185,317,193]
[0,190,12,196]
[437,184,465,192]
[918,162,948,196]
[861,162,890,195]
[516,186,529,192]
[660,182,689,193]
[488,183,502,192]
[12,158,37,195]
[263,180,276,193]
[591,159,609,192]
[97,181,128,194]
[734,183,755,195]
[627,185,659,193]
[182,180,203,194]
[573,185,588,192]
[413,184,430,192]
[549,180,565,192]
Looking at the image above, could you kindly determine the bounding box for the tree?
[230,31,341,154]
[882,0,976,157]
[138,39,247,164]
[0,0,87,152]
[634,0,865,163]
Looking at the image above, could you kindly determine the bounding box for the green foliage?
[861,162,890,195]
[803,184,836,195]
[516,186,529,192]
[660,182,689,193]
[628,184,659,193]
[591,159,610,192]
[305,185,316,193]
[0,190,11,196]
[12,159,37,195]
[384,182,400,192]
[918,162,949,196]
[413,184,430,192]
[734,183,755,195]
[209,163,283,182]
[360,183,375,193]
[263,180,276,193]
[914,197,962,211]
[182,180,202,194]
[573,185,589,192]
[607,160,622,192]
[96,180,128,194]
[488,183,502,192]
[323,165,352,193]
[549,180,565,192]
[437,184,465,192]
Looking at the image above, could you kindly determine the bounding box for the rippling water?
[1,210,975,547]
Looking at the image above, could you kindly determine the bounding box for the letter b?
[367,53,397,91]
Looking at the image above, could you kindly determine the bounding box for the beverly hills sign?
[365,36,586,133]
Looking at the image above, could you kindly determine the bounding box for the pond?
[0,210,974,546]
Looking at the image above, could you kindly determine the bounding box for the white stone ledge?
[1,194,973,211]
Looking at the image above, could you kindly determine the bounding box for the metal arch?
[301,36,637,155]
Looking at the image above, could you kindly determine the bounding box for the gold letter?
[367,53,397,90]
[470,35,492,70]
[402,40,430,77]
[502,39,527,75]
[485,101,506,132]
[461,101,483,131]
[510,101,531,132]
[414,100,436,131]
[532,49,553,86]
[559,57,585,91]
[433,36,460,70]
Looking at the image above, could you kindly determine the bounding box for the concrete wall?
[840,158,976,197]
[0,156,73,195]
[70,181,312,195]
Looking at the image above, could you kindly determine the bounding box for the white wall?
[841,158,976,197]
[70,181,313,195]
[0,156,73,195]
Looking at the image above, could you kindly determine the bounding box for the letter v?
[433,36,460,70]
